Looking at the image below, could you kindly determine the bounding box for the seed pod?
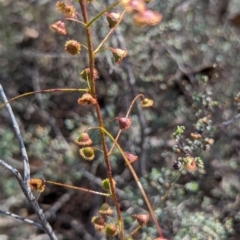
[65,40,81,55]
[99,203,113,216]
[79,147,95,161]
[102,178,116,191]
[121,0,146,13]
[105,12,121,28]
[77,93,97,105]
[117,117,132,130]
[133,10,162,26]
[50,21,67,35]
[105,223,118,237]
[28,178,45,193]
[132,214,150,226]
[140,97,153,107]
[56,1,76,18]
[124,152,138,164]
[109,47,128,64]
[91,216,105,231]
[74,132,92,146]
[80,68,99,81]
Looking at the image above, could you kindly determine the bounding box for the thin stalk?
[125,94,145,118]
[78,1,124,239]
[100,127,164,239]
[108,130,122,156]
[126,225,142,240]
[94,10,126,55]
[108,94,144,156]
[45,180,110,197]
[156,170,182,208]
[80,44,88,50]
[86,0,120,28]
[0,88,86,109]
[65,17,86,26]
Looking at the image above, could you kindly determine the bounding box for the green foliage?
[173,211,233,240]
[185,181,199,192]
[173,125,185,139]
[0,128,19,157]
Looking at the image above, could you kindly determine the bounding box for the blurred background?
[1,0,240,239]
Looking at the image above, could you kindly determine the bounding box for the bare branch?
[0,84,58,240]
[0,159,58,240]
[0,84,30,181]
[0,209,44,230]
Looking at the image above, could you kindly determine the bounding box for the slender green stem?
[100,127,164,239]
[86,0,120,28]
[0,88,86,109]
[46,180,110,197]
[78,1,124,239]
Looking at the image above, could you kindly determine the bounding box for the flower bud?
[117,117,132,130]
[65,40,81,55]
[190,132,202,140]
[195,157,204,169]
[105,223,118,237]
[184,156,197,172]
[79,147,95,161]
[77,93,97,105]
[74,132,92,146]
[105,12,121,28]
[133,10,162,26]
[132,214,150,226]
[109,47,127,64]
[28,178,45,193]
[50,21,67,35]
